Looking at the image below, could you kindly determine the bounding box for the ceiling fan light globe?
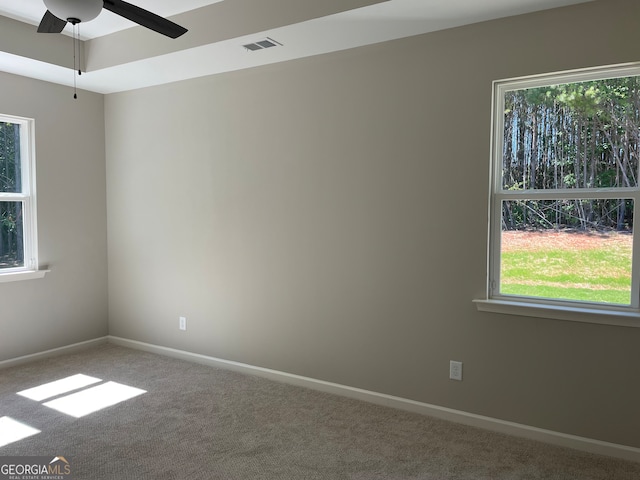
[43,0,103,23]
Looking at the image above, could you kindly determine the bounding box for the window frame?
[0,114,44,282]
[477,63,640,327]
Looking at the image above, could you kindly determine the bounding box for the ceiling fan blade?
[102,0,188,39]
[37,10,67,33]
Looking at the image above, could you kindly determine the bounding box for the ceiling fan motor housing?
[44,0,103,23]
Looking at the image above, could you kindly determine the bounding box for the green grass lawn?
[500,241,633,305]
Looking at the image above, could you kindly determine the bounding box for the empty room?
[1,0,639,478]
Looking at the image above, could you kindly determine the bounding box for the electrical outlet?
[449,360,463,381]
[179,316,187,331]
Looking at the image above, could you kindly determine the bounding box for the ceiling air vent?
[243,37,282,51]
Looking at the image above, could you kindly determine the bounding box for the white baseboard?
[0,337,109,369]
[107,335,640,464]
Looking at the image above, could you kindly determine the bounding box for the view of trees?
[501,75,640,231]
[0,121,23,268]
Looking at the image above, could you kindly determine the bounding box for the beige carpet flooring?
[1,344,639,479]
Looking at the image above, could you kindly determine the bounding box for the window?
[0,114,41,281]
[482,64,640,320]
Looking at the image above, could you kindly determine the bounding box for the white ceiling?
[0,0,223,39]
[0,0,594,94]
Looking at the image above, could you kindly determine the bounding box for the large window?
[0,115,39,278]
[487,64,640,315]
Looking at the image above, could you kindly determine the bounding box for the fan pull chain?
[71,21,80,99]
[78,23,82,77]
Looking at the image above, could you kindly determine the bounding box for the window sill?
[0,269,50,283]
[473,298,640,328]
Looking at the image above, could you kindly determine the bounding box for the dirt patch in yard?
[501,230,632,252]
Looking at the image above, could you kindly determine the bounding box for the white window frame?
[475,63,640,328]
[0,114,46,283]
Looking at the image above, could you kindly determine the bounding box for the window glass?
[500,199,633,305]
[0,122,22,193]
[491,66,640,309]
[0,115,37,276]
[0,201,24,269]
[502,78,640,191]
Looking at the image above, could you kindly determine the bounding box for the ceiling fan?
[37,0,188,39]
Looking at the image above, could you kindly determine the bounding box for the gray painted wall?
[0,74,108,360]
[99,0,635,449]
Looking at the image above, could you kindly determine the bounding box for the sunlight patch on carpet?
[0,416,40,448]
[42,382,146,418]
[17,374,102,401]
